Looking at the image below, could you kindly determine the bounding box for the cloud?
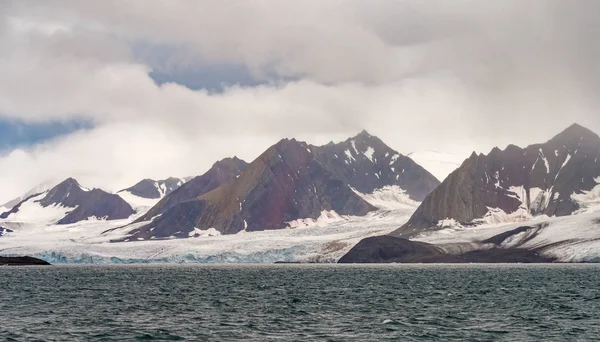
[0,1,599,201]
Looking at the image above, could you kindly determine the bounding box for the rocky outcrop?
[311,130,440,201]
[395,123,600,234]
[338,236,555,263]
[135,157,248,222]
[0,256,51,265]
[126,139,375,239]
[118,177,186,199]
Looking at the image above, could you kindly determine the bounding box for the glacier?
[3,181,600,264]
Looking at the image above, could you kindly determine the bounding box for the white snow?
[0,192,74,226]
[118,191,159,214]
[353,186,419,210]
[529,187,552,212]
[554,154,571,181]
[415,210,600,262]
[389,154,399,165]
[475,206,532,225]
[287,210,347,229]
[188,227,221,237]
[437,218,462,228]
[0,204,416,264]
[571,176,600,213]
[539,149,550,174]
[344,149,355,162]
[364,147,375,163]
[350,140,358,154]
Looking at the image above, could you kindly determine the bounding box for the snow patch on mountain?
[414,210,600,263]
[1,192,74,225]
[189,227,221,238]
[118,191,160,213]
[364,146,375,163]
[476,207,533,225]
[353,185,419,210]
[287,210,347,228]
[571,176,600,213]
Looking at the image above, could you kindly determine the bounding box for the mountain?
[118,177,186,199]
[395,123,600,234]
[406,151,464,182]
[310,130,440,201]
[126,138,376,239]
[135,157,248,222]
[338,236,554,263]
[1,180,58,210]
[1,178,135,225]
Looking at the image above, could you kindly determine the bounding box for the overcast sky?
[0,0,599,202]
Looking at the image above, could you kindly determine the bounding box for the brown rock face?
[135,157,248,222]
[395,123,600,234]
[127,139,376,239]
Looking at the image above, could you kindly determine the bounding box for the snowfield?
[0,187,419,264]
[2,183,600,264]
[0,208,415,264]
[413,210,600,262]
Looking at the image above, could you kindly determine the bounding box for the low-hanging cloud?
[0,0,599,202]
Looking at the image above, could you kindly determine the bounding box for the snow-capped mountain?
[125,131,439,240]
[0,178,135,226]
[127,138,376,239]
[406,151,465,182]
[396,123,600,234]
[118,177,186,199]
[1,179,59,211]
[117,177,188,213]
[311,130,440,201]
[136,157,248,222]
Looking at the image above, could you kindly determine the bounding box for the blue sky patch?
[0,118,93,152]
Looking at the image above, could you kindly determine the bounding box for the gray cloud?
[0,0,599,201]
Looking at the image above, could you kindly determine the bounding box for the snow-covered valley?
[3,191,600,264]
[0,205,416,264]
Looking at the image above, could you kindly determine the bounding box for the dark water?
[1,265,600,341]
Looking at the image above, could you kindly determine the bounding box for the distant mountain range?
[125,131,439,240]
[341,123,600,263]
[0,130,440,236]
[397,123,600,234]
[2,124,600,264]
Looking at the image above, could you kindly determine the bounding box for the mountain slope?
[396,123,600,234]
[126,139,375,239]
[1,178,135,225]
[310,130,440,201]
[135,157,248,222]
[118,177,186,199]
[1,180,57,210]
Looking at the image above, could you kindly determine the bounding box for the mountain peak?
[550,123,599,144]
[357,129,371,137]
[211,156,248,170]
[61,177,80,186]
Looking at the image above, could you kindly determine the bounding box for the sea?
[1,264,599,341]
